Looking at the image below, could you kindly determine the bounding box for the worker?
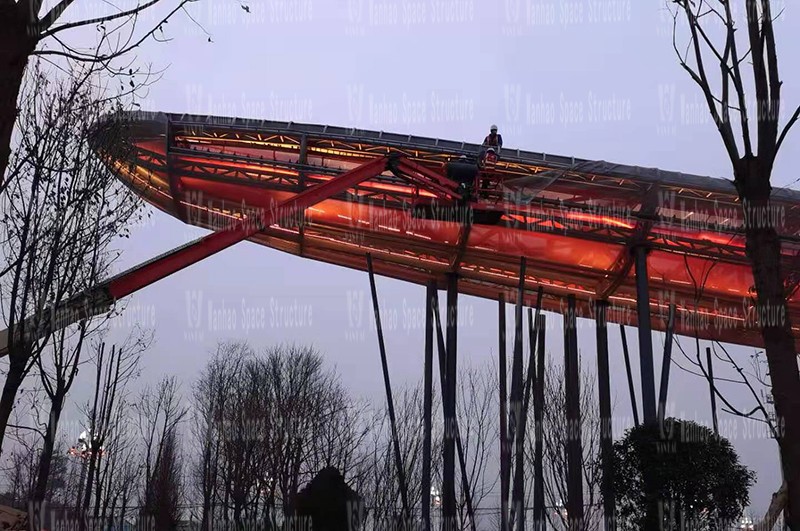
[482,124,503,154]
[477,125,502,198]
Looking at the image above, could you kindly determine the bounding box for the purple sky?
[67,0,800,514]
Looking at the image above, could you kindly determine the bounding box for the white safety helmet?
[490,124,498,132]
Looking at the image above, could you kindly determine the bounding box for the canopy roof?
[97,111,800,350]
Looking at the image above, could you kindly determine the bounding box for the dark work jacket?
[483,133,503,148]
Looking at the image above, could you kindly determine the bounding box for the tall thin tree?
[670,0,800,524]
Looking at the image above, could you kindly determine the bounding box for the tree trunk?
[0,5,36,190]
[756,482,788,531]
[738,157,800,529]
[82,445,100,514]
[120,492,127,530]
[0,6,37,458]
[33,394,64,501]
[0,351,29,454]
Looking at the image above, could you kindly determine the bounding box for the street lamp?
[430,487,441,509]
[68,429,105,459]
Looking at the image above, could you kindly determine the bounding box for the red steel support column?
[0,156,390,356]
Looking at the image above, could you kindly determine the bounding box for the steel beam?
[391,158,462,200]
[422,281,435,531]
[633,245,657,424]
[619,325,640,427]
[564,294,584,530]
[595,300,615,531]
[392,157,462,197]
[366,253,410,525]
[532,314,546,531]
[657,304,676,428]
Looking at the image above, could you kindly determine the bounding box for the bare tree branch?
[775,104,800,155]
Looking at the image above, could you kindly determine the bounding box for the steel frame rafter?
[164,147,800,247]
[137,140,800,255]
[596,189,660,299]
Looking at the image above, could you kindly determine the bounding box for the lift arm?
[0,155,391,357]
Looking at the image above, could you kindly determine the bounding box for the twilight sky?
[53,0,800,515]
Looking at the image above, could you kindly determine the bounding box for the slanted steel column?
[422,281,436,531]
[522,287,544,421]
[595,300,615,531]
[532,314,546,531]
[619,325,639,427]
[657,304,676,428]
[366,254,410,524]
[564,294,584,530]
[498,293,509,531]
[442,274,459,531]
[706,347,719,435]
[432,296,476,531]
[633,245,657,424]
[508,258,526,530]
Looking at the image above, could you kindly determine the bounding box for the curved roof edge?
[110,110,800,204]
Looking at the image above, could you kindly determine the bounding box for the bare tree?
[666,252,784,527]
[354,383,437,530]
[136,375,188,526]
[0,57,143,457]
[0,0,216,189]
[189,342,365,529]
[0,415,40,508]
[260,344,365,524]
[142,425,183,529]
[455,362,499,531]
[524,359,603,531]
[354,361,498,531]
[31,322,88,502]
[307,381,371,485]
[216,345,268,528]
[79,332,147,527]
[0,379,72,508]
[74,336,144,521]
[190,342,249,530]
[669,0,800,523]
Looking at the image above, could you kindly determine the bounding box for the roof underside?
[98,111,800,350]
